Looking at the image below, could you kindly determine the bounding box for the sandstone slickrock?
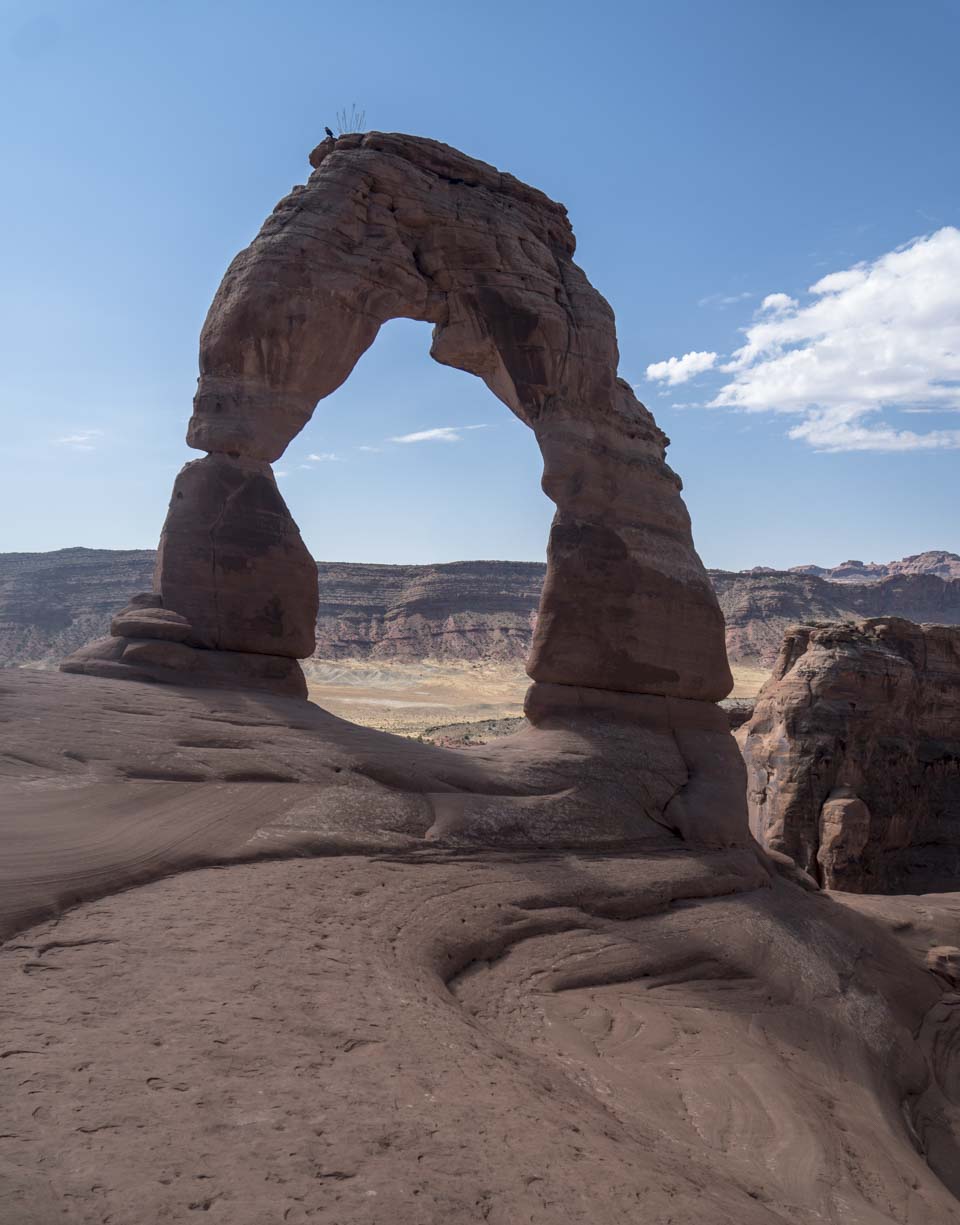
[741,617,960,891]
[110,605,191,642]
[61,633,308,698]
[4,668,960,1223]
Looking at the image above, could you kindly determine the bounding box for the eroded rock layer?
[741,617,960,891]
[20,550,960,672]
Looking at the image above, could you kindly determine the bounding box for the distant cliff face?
[3,548,960,671]
[712,567,960,666]
[0,548,156,668]
[789,551,960,583]
[312,561,543,662]
[0,551,546,669]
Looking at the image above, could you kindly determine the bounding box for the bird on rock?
[324,126,335,139]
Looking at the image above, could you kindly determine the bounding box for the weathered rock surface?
[3,668,960,1224]
[110,604,191,642]
[57,132,730,701]
[1,668,748,921]
[154,454,318,657]
[741,617,960,891]
[9,130,960,1222]
[61,633,308,698]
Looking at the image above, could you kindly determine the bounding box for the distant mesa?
[4,547,958,674]
[789,551,960,583]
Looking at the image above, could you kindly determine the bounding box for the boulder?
[741,617,960,891]
[110,607,192,642]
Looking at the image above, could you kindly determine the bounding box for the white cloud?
[758,292,797,314]
[698,291,752,309]
[710,227,960,452]
[786,409,960,452]
[388,425,488,444]
[274,469,288,477]
[356,445,383,453]
[645,351,718,386]
[305,451,343,462]
[55,429,102,451]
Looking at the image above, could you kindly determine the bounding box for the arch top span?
[189,130,610,462]
[64,132,734,710]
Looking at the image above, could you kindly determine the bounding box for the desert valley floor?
[302,658,772,740]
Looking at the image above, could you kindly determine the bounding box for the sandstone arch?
[21,138,960,1224]
[65,132,730,708]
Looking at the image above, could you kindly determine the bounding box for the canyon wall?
[6,548,959,670]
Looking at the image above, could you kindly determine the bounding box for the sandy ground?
[303,659,530,737]
[303,659,771,738]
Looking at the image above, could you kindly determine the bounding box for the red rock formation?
[740,617,960,891]
[62,131,730,709]
[186,131,727,701]
[154,455,318,657]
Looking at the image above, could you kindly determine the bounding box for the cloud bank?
[711,227,960,452]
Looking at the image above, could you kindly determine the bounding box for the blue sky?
[1,0,957,570]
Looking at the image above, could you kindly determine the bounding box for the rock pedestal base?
[524,682,748,846]
[61,635,307,699]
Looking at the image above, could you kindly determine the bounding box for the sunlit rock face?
[741,617,960,892]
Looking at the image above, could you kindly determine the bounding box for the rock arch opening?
[283,315,551,569]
